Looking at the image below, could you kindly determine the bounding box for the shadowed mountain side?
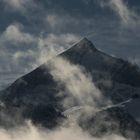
[60,38,140,87]
[79,108,140,139]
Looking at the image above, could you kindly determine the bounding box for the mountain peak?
[76,37,93,46]
[79,37,91,43]
[68,37,97,52]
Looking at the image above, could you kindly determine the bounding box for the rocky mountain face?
[1,38,140,139]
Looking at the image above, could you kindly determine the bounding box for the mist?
[0,120,128,140]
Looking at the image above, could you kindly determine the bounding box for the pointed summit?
[75,37,95,47]
[68,37,97,52]
[78,37,92,44]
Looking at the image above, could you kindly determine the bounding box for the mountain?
[1,38,140,139]
[61,38,140,87]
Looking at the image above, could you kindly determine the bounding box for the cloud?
[128,57,140,67]
[46,14,79,29]
[48,57,110,111]
[0,23,35,45]
[39,33,80,48]
[2,0,34,12]
[45,14,95,35]
[0,23,37,73]
[37,33,80,64]
[99,0,140,26]
[0,121,128,140]
[0,23,80,73]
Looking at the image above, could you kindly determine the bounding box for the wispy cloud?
[0,121,127,140]
[100,0,140,26]
[48,57,110,111]
[36,33,80,66]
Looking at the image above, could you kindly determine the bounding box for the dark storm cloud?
[0,0,140,73]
